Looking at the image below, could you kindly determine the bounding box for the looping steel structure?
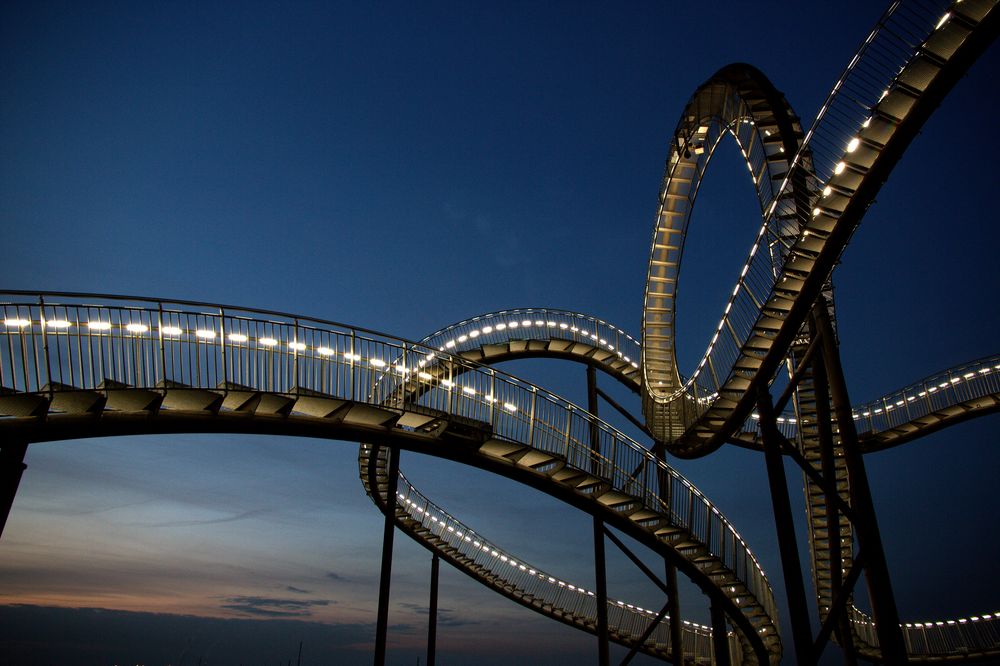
[1,0,999,664]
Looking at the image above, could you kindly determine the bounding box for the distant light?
[162,326,183,336]
[834,162,846,175]
[462,386,476,396]
[87,321,112,331]
[508,321,518,328]
[521,320,532,327]
[481,326,493,334]
[288,341,305,351]
[846,137,860,153]
[418,371,433,381]
[936,11,951,29]
[46,319,71,328]
[3,318,30,328]
[317,346,335,356]
[559,323,568,329]
[126,323,148,333]
[458,335,468,343]
[260,337,279,347]
[822,186,832,197]
[228,333,248,342]
[503,402,517,412]
[369,358,386,368]
[495,323,506,331]
[343,352,360,361]
[441,379,454,388]
[469,330,480,338]
[445,340,456,348]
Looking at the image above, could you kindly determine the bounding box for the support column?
[587,366,610,666]
[710,601,731,666]
[664,561,683,665]
[806,316,857,663]
[758,390,814,665]
[0,440,28,539]
[374,447,400,666]
[427,554,439,666]
[815,304,907,663]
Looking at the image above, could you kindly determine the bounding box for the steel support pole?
[427,553,439,666]
[374,447,400,666]
[710,601,730,666]
[806,316,856,664]
[758,390,814,665]
[0,440,28,539]
[587,366,610,666]
[664,562,683,666]
[814,304,907,663]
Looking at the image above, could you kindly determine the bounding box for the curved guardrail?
[0,292,779,663]
[358,451,739,663]
[385,306,1000,662]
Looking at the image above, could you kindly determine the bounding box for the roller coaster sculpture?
[1,0,998,663]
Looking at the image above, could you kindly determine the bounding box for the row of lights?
[436,310,639,347]
[2,317,521,412]
[438,319,638,369]
[398,489,728,635]
[904,611,1000,629]
[744,364,997,430]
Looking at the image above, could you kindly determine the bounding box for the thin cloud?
[220,595,332,618]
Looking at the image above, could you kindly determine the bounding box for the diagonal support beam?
[620,598,672,666]
[603,528,670,597]
[0,440,28,540]
[813,550,866,662]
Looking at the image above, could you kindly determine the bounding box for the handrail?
[0,291,779,657]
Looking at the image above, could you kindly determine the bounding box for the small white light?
[228,333,248,342]
[462,386,476,396]
[441,379,454,388]
[559,323,568,329]
[846,137,860,153]
[813,207,822,217]
[418,371,433,381]
[445,340,456,348]
[195,329,216,339]
[4,318,30,328]
[822,186,832,197]
[161,326,183,336]
[87,321,112,331]
[370,358,386,368]
[287,340,305,350]
[503,402,517,413]
[260,337,279,347]
[481,326,493,334]
[457,335,468,343]
[834,161,846,175]
[495,323,506,330]
[46,319,72,328]
[126,323,148,333]
[317,346,335,356]
[936,12,950,29]
[469,330,480,338]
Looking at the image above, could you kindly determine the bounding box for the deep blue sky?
[1,1,998,664]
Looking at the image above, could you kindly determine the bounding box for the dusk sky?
[1,1,998,664]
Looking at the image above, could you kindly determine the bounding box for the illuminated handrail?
[422,308,641,370]
[0,292,779,657]
[850,607,1000,660]
[357,452,733,661]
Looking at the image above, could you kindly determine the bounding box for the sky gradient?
[1,1,998,664]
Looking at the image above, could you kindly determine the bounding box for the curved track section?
[641,63,807,444]
[404,307,1000,661]
[0,293,779,664]
[358,454,735,663]
[646,0,1000,459]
